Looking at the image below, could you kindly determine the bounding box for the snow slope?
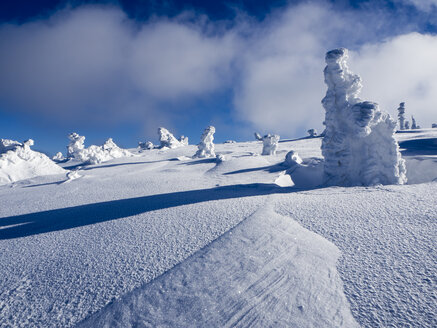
[0,130,436,327]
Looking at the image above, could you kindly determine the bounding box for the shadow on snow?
[0,183,298,240]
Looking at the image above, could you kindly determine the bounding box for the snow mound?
[158,127,183,149]
[262,134,280,155]
[321,48,407,186]
[194,126,216,158]
[79,206,358,328]
[0,139,66,185]
[67,133,133,164]
[283,151,324,189]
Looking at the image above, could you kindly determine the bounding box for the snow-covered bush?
[0,138,66,185]
[321,48,407,186]
[307,129,318,137]
[262,134,280,155]
[254,132,262,141]
[66,133,132,164]
[432,123,437,128]
[52,152,65,161]
[158,127,182,149]
[194,126,216,158]
[397,102,406,130]
[224,140,236,144]
[138,141,154,150]
[179,136,189,146]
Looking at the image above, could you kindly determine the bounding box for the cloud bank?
[0,1,436,140]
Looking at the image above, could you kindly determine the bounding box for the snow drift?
[0,138,66,185]
[321,48,407,186]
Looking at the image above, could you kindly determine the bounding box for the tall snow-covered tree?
[194,126,216,158]
[397,102,406,130]
[321,48,407,186]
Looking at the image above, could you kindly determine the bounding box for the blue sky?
[1,0,437,155]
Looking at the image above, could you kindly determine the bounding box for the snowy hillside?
[0,130,436,327]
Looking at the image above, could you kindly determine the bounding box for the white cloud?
[350,33,437,128]
[400,0,437,11]
[0,2,436,140]
[0,5,237,133]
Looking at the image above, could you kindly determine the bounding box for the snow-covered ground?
[0,130,436,327]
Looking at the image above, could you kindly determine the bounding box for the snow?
[194,126,216,158]
[79,206,357,328]
[321,48,407,186]
[0,139,66,186]
[0,129,436,327]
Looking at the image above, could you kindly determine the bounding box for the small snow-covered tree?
[52,152,65,161]
[411,116,420,129]
[158,127,182,149]
[321,48,407,186]
[432,123,437,128]
[139,141,154,150]
[194,126,216,158]
[405,121,410,129]
[307,129,318,137]
[262,134,280,155]
[254,132,262,141]
[67,133,85,159]
[411,116,416,129]
[179,136,189,146]
[397,102,406,130]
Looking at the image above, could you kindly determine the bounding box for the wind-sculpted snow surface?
[262,134,280,155]
[194,126,216,158]
[67,134,132,165]
[158,127,183,149]
[0,139,66,185]
[321,48,407,186]
[79,206,358,328]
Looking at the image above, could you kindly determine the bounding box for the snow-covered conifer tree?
[158,127,182,149]
[321,48,407,186]
[194,126,216,158]
[262,134,280,155]
[405,121,410,129]
[179,136,189,146]
[397,102,406,130]
[411,116,416,129]
[307,129,318,137]
[67,133,85,159]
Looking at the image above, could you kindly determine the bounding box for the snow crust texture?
[0,139,66,185]
[321,48,407,186]
[80,206,358,328]
[194,126,216,158]
[262,134,280,155]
